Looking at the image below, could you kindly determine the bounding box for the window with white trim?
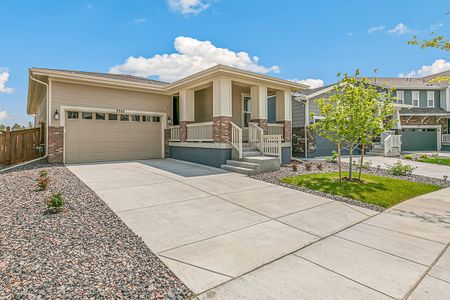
[427,91,435,107]
[412,91,420,107]
[396,91,404,104]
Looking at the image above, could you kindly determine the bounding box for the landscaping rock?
[0,161,194,299]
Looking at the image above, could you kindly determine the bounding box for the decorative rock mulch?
[252,160,450,212]
[0,161,194,299]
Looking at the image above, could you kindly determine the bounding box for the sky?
[0,0,449,126]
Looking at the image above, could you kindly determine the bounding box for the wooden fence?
[0,124,45,166]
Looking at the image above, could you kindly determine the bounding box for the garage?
[65,110,163,163]
[401,128,438,151]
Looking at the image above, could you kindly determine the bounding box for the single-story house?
[27,65,306,171]
[291,70,450,158]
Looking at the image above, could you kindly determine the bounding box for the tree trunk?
[359,143,365,180]
[337,142,342,182]
[348,143,353,179]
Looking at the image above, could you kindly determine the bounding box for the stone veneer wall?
[48,126,64,163]
[277,121,292,142]
[213,116,232,143]
[251,119,268,134]
[163,128,171,158]
[400,116,448,133]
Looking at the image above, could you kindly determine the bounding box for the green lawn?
[417,157,450,166]
[281,172,441,208]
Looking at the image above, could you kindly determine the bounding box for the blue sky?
[0,0,449,126]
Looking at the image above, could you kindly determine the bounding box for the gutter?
[29,73,49,157]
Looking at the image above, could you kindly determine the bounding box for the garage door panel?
[65,113,162,163]
[401,128,437,151]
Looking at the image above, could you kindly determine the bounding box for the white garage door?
[65,111,163,163]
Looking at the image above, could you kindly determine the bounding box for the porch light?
[167,117,172,125]
[54,109,60,120]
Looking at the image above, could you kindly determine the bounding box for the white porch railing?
[380,130,395,146]
[442,134,450,145]
[249,122,282,162]
[249,122,264,151]
[230,122,243,159]
[384,135,401,156]
[262,135,282,162]
[170,125,180,141]
[267,123,284,137]
[186,121,213,142]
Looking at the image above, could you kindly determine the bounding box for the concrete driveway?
[68,159,450,299]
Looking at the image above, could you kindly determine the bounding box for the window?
[172,95,180,126]
[132,115,140,121]
[312,116,325,124]
[152,116,160,122]
[412,91,420,107]
[120,114,129,121]
[427,91,435,107]
[67,111,79,119]
[142,115,151,122]
[108,113,118,120]
[396,91,404,104]
[243,96,251,127]
[95,113,105,120]
[82,112,93,119]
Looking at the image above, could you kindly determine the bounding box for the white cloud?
[0,109,9,122]
[388,23,410,35]
[86,3,94,10]
[398,59,450,78]
[168,0,210,15]
[290,78,324,89]
[368,25,385,33]
[110,36,280,82]
[0,68,14,94]
[346,32,354,37]
[430,22,443,30]
[134,18,147,23]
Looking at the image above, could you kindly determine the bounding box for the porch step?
[243,146,258,152]
[225,160,259,170]
[242,151,263,157]
[220,164,256,175]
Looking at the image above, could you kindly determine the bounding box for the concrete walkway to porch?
[68,159,450,299]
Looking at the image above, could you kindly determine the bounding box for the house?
[291,70,450,158]
[27,65,306,172]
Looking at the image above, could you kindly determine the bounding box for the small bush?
[292,161,299,171]
[37,176,50,190]
[46,192,64,213]
[403,154,413,160]
[420,154,428,160]
[304,162,313,171]
[386,161,416,176]
[325,151,338,163]
[362,161,373,169]
[39,170,49,177]
[316,162,325,171]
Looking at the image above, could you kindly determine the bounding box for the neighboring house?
[27,65,306,171]
[292,70,450,158]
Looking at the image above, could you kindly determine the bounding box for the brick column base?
[179,121,194,142]
[277,120,292,142]
[251,119,268,134]
[48,126,64,163]
[164,128,171,158]
[213,116,232,143]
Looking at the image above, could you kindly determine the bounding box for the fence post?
[5,126,11,165]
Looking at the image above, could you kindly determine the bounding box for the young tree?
[311,70,395,181]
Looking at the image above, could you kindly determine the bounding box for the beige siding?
[35,93,47,127]
[194,86,213,122]
[50,80,170,126]
[231,84,249,127]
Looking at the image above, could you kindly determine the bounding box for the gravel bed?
[252,160,450,212]
[0,161,194,299]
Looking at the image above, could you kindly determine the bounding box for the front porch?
[166,78,298,168]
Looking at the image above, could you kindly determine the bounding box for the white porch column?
[275,89,292,122]
[392,108,401,130]
[179,89,194,141]
[250,85,268,120]
[212,78,232,142]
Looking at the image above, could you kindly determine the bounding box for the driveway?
[68,159,450,299]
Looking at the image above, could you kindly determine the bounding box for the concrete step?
[243,146,258,152]
[243,156,280,172]
[226,160,259,170]
[373,145,383,150]
[243,151,263,157]
[366,152,385,156]
[220,164,256,175]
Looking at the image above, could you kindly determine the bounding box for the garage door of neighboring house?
[65,111,163,163]
[401,128,437,151]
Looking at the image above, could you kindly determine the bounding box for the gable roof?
[365,70,450,89]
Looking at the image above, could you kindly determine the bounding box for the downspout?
[29,73,49,158]
[304,98,309,159]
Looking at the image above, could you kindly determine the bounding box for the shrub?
[403,154,413,160]
[362,161,373,169]
[37,176,50,190]
[326,151,338,163]
[292,161,299,171]
[39,170,49,177]
[420,154,428,160]
[46,192,64,213]
[304,162,313,171]
[316,162,325,171]
[386,161,416,176]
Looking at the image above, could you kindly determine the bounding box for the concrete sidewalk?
[68,159,450,299]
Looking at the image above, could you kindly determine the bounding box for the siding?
[292,98,305,127]
[399,89,441,107]
[267,96,276,123]
[231,85,249,127]
[51,80,171,126]
[194,86,213,122]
